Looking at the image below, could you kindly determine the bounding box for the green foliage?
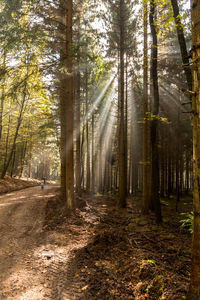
[144,112,171,124]
[180,211,193,233]
[142,259,156,265]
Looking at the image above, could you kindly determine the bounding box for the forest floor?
[0,176,41,194]
[0,183,192,300]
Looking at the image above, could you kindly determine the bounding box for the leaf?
[82,285,88,291]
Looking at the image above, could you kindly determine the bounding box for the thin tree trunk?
[118,0,127,207]
[170,0,193,92]
[3,115,11,172]
[59,0,67,200]
[1,89,26,179]
[149,0,162,223]
[10,145,16,177]
[0,53,6,143]
[85,64,90,192]
[65,0,74,209]
[142,0,149,214]
[75,69,81,194]
[91,114,95,193]
[125,54,129,195]
[176,110,180,211]
[74,6,81,196]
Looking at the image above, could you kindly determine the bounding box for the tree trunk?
[142,0,149,214]
[1,91,26,179]
[187,0,200,297]
[85,64,90,192]
[170,0,193,92]
[125,54,128,195]
[91,114,95,193]
[65,0,74,209]
[149,0,162,223]
[0,53,6,143]
[118,0,127,208]
[75,11,81,196]
[59,0,67,200]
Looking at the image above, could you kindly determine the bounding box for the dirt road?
[0,186,94,300]
[0,185,58,299]
[0,186,192,299]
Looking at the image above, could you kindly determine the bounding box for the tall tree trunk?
[149,0,162,223]
[176,110,180,211]
[75,69,81,195]
[10,144,16,178]
[20,140,27,177]
[59,0,67,200]
[91,114,95,193]
[0,52,6,143]
[85,64,90,192]
[3,115,11,172]
[1,88,26,179]
[188,0,200,298]
[75,10,81,196]
[170,0,193,92]
[118,0,127,207]
[65,0,74,209]
[125,54,128,195]
[142,0,149,214]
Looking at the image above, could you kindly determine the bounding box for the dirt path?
[0,187,192,300]
[0,185,61,299]
[0,186,97,300]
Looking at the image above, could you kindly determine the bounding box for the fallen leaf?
[75,274,79,278]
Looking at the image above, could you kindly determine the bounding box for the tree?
[61,0,74,209]
[105,0,136,207]
[170,0,192,92]
[118,0,127,207]
[142,0,149,214]
[149,0,162,223]
[188,0,200,298]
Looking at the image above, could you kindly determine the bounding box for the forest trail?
[0,185,60,299]
[0,187,192,299]
[0,186,99,300]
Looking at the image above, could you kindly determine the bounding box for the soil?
[0,183,192,300]
[0,176,40,194]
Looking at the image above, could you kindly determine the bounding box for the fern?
[180,212,193,234]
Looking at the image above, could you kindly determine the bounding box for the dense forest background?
[1,0,200,297]
[0,0,192,198]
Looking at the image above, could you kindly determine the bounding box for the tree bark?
[65,0,74,209]
[59,0,67,200]
[187,0,200,297]
[0,53,6,143]
[149,0,162,223]
[142,0,149,214]
[75,10,81,196]
[85,63,90,192]
[118,0,127,208]
[170,0,193,92]
[1,87,26,179]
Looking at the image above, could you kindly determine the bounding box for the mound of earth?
[0,176,40,194]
